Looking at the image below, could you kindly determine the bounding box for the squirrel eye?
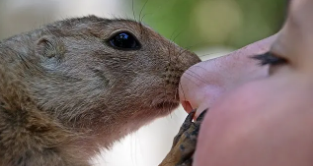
[107,32,141,50]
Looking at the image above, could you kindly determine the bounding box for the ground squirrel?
[0,15,201,166]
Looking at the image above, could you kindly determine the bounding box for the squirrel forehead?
[44,15,158,40]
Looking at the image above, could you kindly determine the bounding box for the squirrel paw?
[159,109,208,166]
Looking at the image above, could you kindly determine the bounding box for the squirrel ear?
[35,35,64,59]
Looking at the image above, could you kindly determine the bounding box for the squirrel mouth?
[155,101,180,110]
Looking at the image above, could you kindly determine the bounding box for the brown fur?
[0,15,200,166]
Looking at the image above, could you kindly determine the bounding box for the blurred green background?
[132,0,286,50]
[0,0,287,51]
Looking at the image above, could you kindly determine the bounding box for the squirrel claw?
[159,109,208,166]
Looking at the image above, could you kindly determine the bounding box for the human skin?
[179,0,312,165]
